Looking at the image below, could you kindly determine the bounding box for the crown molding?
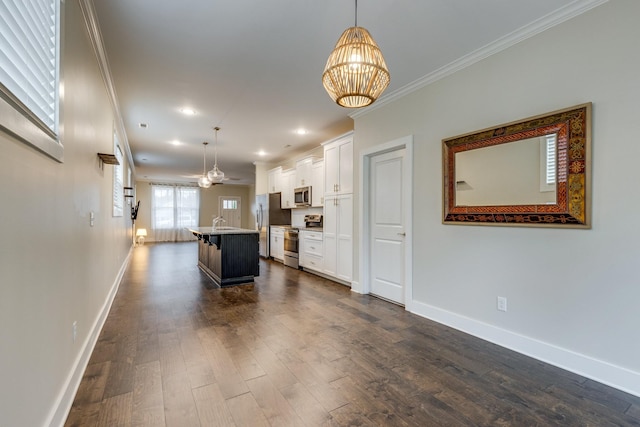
[351,0,609,119]
[77,0,135,175]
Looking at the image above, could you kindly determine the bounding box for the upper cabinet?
[324,133,353,195]
[295,157,314,188]
[268,166,282,194]
[280,169,296,208]
[311,159,324,207]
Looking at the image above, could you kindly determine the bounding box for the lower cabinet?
[323,194,353,283]
[196,233,259,286]
[270,226,285,261]
[300,230,323,273]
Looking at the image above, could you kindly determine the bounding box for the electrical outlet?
[72,321,77,343]
[497,296,508,312]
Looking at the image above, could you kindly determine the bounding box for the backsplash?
[291,207,322,227]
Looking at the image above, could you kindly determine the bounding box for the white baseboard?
[410,299,640,398]
[350,280,361,293]
[46,247,133,427]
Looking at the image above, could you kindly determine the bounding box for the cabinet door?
[269,233,278,259]
[296,157,313,187]
[336,194,353,281]
[270,227,284,260]
[268,167,282,193]
[323,194,352,281]
[324,143,339,195]
[338,140,353,194]
[299,232,306,266]
[280,170,295,208]
[311,160,324,207]
[323,136,353,195]
[323,195,338,277]
[280,173,288,208]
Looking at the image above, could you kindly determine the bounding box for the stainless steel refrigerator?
[256,193,291,258]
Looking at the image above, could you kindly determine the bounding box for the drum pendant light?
[322,0,390,108]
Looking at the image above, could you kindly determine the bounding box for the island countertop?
[188,226,259,235]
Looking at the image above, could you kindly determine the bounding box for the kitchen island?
[188,227,259,287]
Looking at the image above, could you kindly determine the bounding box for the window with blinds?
[539,133,557,193]
[0,0,61,159]
[545,134,557,185]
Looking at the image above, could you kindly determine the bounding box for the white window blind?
[113,138,124,217]
[545,134,556,185]
[0,0,59,133]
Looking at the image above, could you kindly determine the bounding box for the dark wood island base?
[189,227,259,287]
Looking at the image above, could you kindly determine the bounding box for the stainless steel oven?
[283,228,299,269]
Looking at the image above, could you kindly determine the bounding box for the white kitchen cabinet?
[268,166,282,194]
[270,226,285,261]
[323,194,352,283]
[295,157,314,188]
[280,169,295,208]
[311,159,324,207]
[324,133,353,195]
[300,230,323,273]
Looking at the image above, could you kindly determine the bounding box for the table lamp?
[136,228,147,246]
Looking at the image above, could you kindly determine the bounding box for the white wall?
[354,0,640,395]
[0,1,133,425]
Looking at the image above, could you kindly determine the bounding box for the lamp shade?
[322,26,390,108]
[198,175,212,188]
[136,228,147,237]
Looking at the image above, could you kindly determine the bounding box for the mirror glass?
[442,103,591,228]
[455,134,557,206]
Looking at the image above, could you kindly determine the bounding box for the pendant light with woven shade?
[322,0,390,108]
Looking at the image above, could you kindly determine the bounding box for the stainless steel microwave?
[294,186,311,207]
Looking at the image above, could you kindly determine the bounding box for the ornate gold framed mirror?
[443,103,591,228]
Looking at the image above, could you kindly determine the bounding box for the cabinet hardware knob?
[397,232,406,236]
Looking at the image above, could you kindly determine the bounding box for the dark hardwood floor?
[65,242,640,426]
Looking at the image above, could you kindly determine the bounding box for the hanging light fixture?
[198,142,212,188]
[207,126,225,183]
[322,0,390,108]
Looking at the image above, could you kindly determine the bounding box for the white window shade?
[151,185,200,242]
[0,0,59,134]
[545,134,557,185]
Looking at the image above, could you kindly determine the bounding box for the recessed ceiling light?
[257,150,267,156]
[180,107,196,116]
[170,140,181,146]
[295,128,307,135]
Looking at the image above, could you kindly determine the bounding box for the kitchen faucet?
[212,216,226,229]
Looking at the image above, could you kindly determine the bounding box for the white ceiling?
[92,0,598,185]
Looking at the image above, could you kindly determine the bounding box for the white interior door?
[370,148,406,304]
[219,196,241,228]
